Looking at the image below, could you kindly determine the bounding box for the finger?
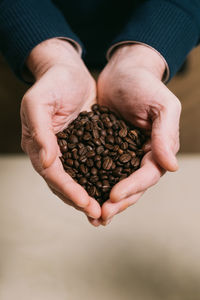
[21,97,58,169]
[151,94,181,172]
[110,152,164,202]
[101,192,143,221]
[42,157,90,208]
[50,184,101,219]
[87,217,102,227]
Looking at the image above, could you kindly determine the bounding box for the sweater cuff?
[0,0,83,81]
[107,0,199,81]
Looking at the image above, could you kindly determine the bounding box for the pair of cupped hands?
[21,38,181,226]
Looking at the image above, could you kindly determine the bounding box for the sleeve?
[0,0,83,80]
[107,0,200,81]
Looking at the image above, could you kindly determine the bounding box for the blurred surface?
[0,154,200,300]
[0,46,200,153]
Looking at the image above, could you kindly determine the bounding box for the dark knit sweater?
[0,0,200,81]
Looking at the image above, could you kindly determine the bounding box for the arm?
[0,0,83,81]
[107,0,200,81]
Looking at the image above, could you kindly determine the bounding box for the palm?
[21,64,101,220]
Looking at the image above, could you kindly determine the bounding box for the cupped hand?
[21,39,101,221]
[94,44,181,226]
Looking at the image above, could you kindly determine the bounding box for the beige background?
[0,47,200,299]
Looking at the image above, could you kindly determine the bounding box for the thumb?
[151,96,181,172]
[21,98,58,169]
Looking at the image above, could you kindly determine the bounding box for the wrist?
[108,44,166,80]
[26,38,81,79]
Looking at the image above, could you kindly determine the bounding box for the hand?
[21,38,101,221]
[94,44,181,226]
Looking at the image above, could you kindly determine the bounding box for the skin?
[21,39,181,227]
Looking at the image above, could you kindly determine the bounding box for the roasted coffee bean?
[94,138,101,146]
[63,152,71,159]
[121,142,128,150]
[79,177,87,185]
[90,175,99,183]
[72,148,78,160]
[86,121,93,131]
[74,160,79,169]
[102,149,109,156]
[128,143,138,151]
[106,135,114,144]
[99,136,106,145]
[119,128,128,138]
[58,139,68,152]
[68,143,76,149]
[92,129,99,139]
[107,128,113,135]
[96,145,104,155]
[86,159,94,168]
[87,185,96,197]
[57,132,67,139]
[80,164,88,174]
[69,134,78,144]
[94,155,101,161]
[103,157,113,170]
[66,159,73,167]
[83,132,91,141]
[79,147,87,156]
[101,129,107,137]
[115,136,122,144]
[92,104,100,111]
[87,150,96,158]
[91,167,98,175]
[119,154,132,163]
[96,181,102,188]
[79,156,87,163]
[57,104,146,205]
[96,160,102,169]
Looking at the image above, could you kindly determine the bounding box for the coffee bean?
[96,160,102,169]
[90,175,99,183]
[87,150,96,158]
[57,104,146,205]
[91,167,98,175]
[79,177,87,185]
[92,129,99,139]
[92,104,100,111]
[96,146,104,155]
[58,139,68,152]
[119,128,128,138]
[106,135,114,144]
[86,159,94,168]
[74,160,79,169]
[119,154,132,163]
[83,133,91,141]
[80,164,88,174]
[69,135,78,144]
[101,129,107,136]
[66,159,73,167]
[79,147,87,156]
[57,132,67,139]
[87,185,96,197]
[103,157,113,170]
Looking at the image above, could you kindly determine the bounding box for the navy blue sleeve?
[108,0,200,81]
[0,0,83,80]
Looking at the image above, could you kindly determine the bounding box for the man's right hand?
[20,38,101,222]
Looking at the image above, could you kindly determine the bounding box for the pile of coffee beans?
[57,104,146,205]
